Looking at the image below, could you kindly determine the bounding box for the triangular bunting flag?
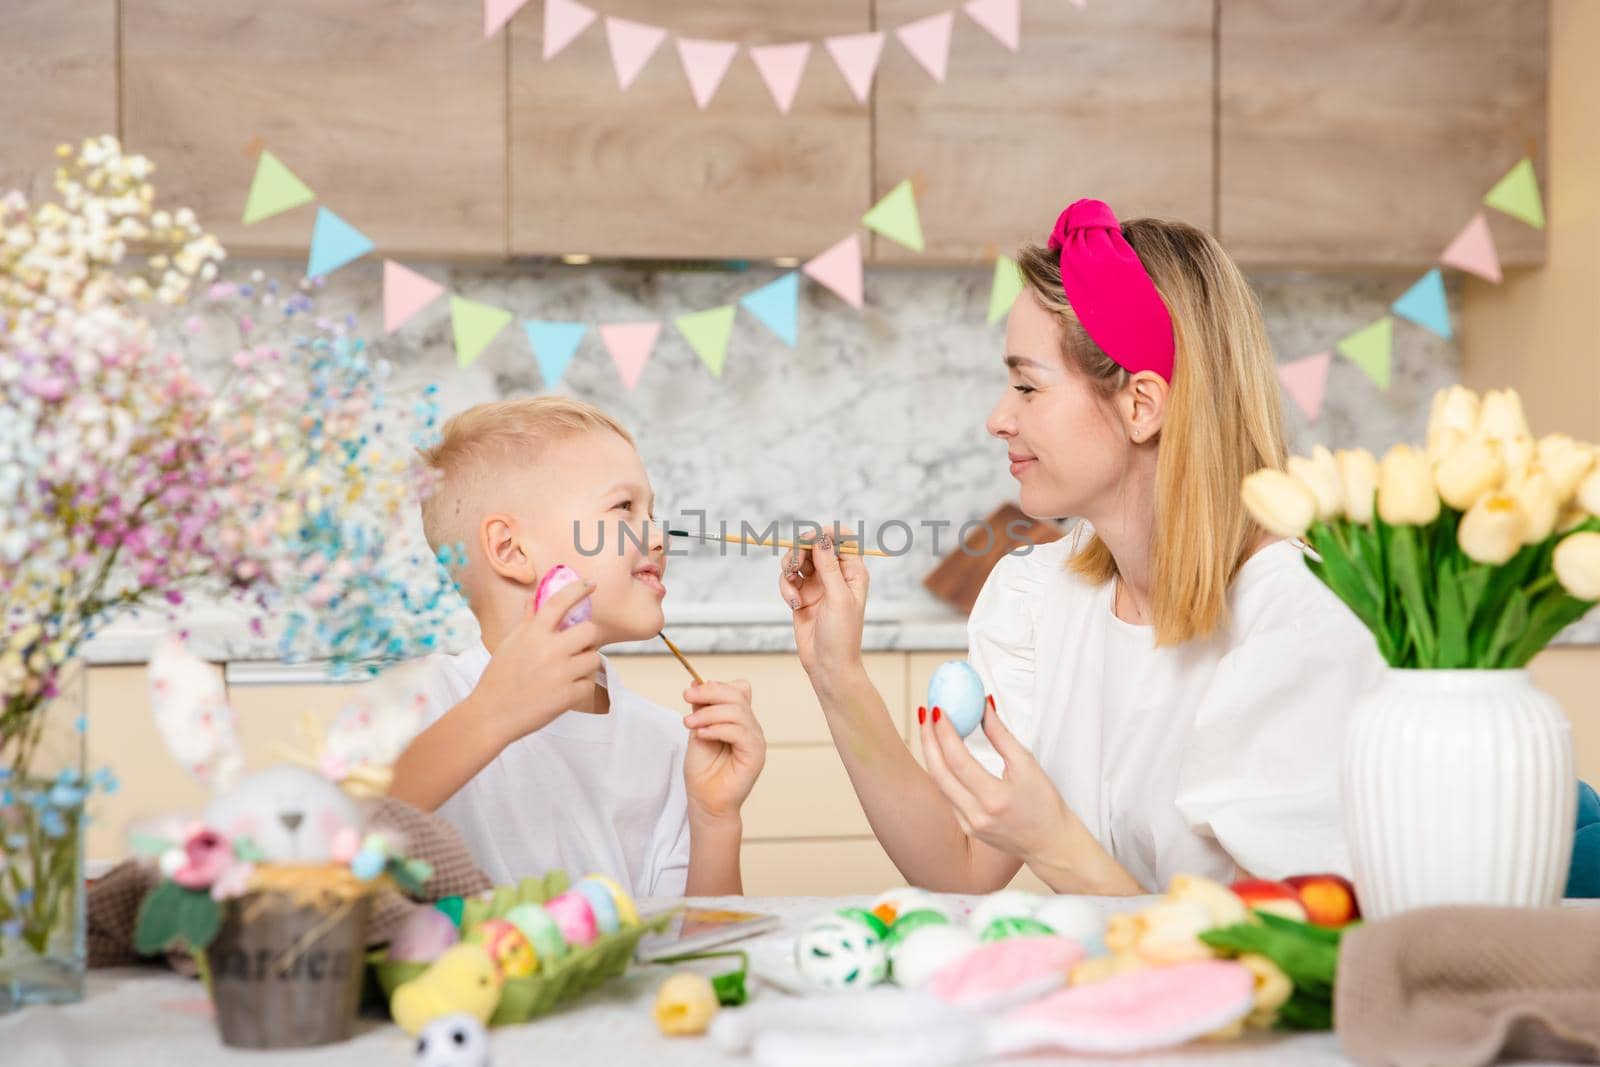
[749,42,810,114]
[740,272,799,346]
[986,255,1023,326]
[1277,352,1332,422]
[1440,212,1502,283]
[962,0,1021,52]
[450,296,513,369]
[1336,317,1393,390]
[863,179,924,253]
[676,38,739,110]
[896,12,955,83]
[599,322,661,390]
[484,0,530,38]
[676,305,737,378]
[824,32,886,104]
[306,208,375,278]
[241,150,314,225]
[1483,158,1545,230]
[803,234,864,309]
[1391,268,1453,340]
[605,17,666,90]
[382,260,445,333]
[543,0,596,58]
[524,320,587,387]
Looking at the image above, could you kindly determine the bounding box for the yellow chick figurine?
[391,943,503,1036]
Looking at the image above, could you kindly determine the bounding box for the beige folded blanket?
[1335,904,1600,1066]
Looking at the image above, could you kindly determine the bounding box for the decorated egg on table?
[834,906,889,940]
[1034,897,1106,954]
[504,902,568,964]
[465,917,537,978]
[581,873,640,927]
[573,877,623,936]
[390,906,461,964]
[888,923,979,988]
[533,564,592,631]
[969,890,1044,932]
[543,890,601,948]
[883,907,952,951]
[926,660,987,738]
[979,916,1057,943]
[795,912,889,990]
[868,888,949,928]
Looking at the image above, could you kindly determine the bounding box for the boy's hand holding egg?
[466,568,601,747]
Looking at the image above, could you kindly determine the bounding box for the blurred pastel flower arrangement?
[1,137,462,959]
[1243,385,1600,668]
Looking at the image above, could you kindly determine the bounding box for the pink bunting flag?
[1277,351,1332,422]
[484,0,530,38]
[963,0,1021,52]
[543,0,597,59]
[676,38,739,110]
[599,321,661,390]
[803,234,864,309]
[383,260,446,333]
[749,42,811,114]
[1439,212,1503,284]
[824,32,886,104]
[605,17,666,90]
[896,12,955,82]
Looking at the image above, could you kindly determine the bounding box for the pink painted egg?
[533,564,592,631]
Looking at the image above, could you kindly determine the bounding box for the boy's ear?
[481,513,539,584]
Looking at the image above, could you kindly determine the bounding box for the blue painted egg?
[927,660,986,738]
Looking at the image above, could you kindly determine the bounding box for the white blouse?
[964,528,1387,891]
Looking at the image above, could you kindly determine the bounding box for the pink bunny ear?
[1001,960,1255,1055]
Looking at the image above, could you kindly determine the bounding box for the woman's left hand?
[918,697,1080,871]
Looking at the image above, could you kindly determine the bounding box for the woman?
[778,199,1385,894]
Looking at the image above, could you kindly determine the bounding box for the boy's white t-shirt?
[416,644,691,897]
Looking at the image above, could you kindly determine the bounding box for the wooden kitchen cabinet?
[509,0,873,259]
[0,0,116,203]
[121,0,506,258]
[872,0,1216,264]
[1219,0,1548,268]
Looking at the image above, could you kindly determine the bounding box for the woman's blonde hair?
[1015,217,1286,646]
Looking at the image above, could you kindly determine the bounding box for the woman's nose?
[986,399,1015,440]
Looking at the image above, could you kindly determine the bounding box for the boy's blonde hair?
[418,396,635,557]
[1015,217,1287,647]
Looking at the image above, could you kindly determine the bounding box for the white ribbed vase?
[1343,669,1575,919]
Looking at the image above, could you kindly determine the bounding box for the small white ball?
[968,890,1043,932]
[414,1014,491,1067]
[889,924,980,989]
[158,848,185,880]
[1033,897,1105,948]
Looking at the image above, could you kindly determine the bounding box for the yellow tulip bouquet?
[1243,386,1600,668]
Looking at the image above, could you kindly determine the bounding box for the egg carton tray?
[369,871,678,1025]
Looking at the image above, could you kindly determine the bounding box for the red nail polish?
[917,706,926,724]
[986,694,996,711]
[932,707,941,723]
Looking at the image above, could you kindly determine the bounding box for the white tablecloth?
[0,895,1362,1067]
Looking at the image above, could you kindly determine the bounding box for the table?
[0,895,1360,1066]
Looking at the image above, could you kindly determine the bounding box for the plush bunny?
[143,637,428,862]
[203,765,360,864]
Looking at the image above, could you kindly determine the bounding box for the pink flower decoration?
[171,826,233,890]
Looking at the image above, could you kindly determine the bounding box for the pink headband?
[1047,199,1175,382]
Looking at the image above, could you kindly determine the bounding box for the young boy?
[390,398,765,897]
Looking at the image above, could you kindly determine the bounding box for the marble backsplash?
[85,256,1596,662]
